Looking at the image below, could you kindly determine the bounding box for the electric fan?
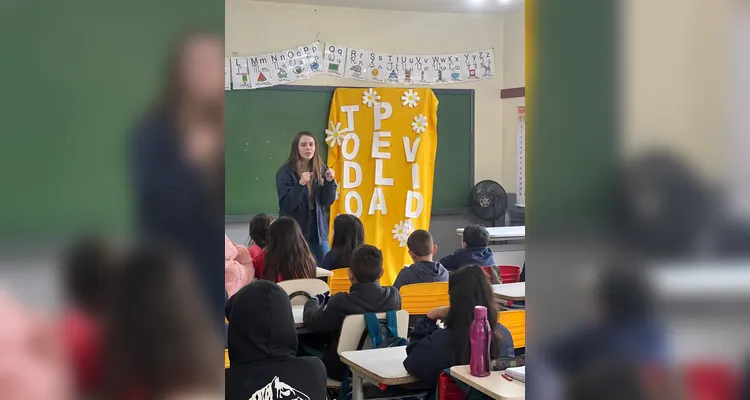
[469,180,509,226]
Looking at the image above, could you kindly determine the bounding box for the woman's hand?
[299,172,311,186]
[426,306,450,321]
[325,168,335,182]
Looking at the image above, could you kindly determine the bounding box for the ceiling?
[256,0,524,15]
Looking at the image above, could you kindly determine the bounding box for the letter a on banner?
[325,87,438,284]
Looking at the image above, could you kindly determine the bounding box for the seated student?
[59,237,117,396]
[225,281,327,400]
[302,244,401,380]
[225,234,254,298]
[393,229,448,289]
[439,224,495,272]
[247,213,274,261]
[262,216,317,283]
[320,214,364,271]
[403,265,515,395]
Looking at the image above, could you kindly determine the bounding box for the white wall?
[226,0,523,187]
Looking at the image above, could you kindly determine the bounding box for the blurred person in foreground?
[543,267,667,397]
[103,245,222,399]
[0,291,73,400]
[59,237,119,396]
[224,280,327,400]
[130,30,225,326]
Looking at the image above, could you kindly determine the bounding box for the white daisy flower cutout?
[411,114,428,134]
[325,121,348,148]
[392,219,414,247]
[361,88,380,108]
[401,89,420,108]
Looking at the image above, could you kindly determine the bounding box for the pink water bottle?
[470,306,492,377]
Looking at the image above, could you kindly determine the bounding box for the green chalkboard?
[0,0,222,238]
[225,86,474,217]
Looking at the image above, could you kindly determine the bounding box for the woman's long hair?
[263,217,317,282]
[444,265,501,365]
[328,214,365,269]
[103,245,222,398]
[283,131,324,184]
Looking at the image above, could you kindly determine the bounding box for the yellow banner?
[326,88,438,284]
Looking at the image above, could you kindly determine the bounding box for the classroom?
[224,0,527,399]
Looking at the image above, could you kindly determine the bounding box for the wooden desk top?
[450,365,525,400]
[492,282,526,301]
[340,347,419,386]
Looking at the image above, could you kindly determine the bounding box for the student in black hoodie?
[393,230,449,289]
[302,244,401,380]
[225,280,326,400]
[439,224,495,272]
[403,265,514,396]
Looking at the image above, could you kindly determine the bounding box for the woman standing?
[276,132,337,265]
[130,31,225,326]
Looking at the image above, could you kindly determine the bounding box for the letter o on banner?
[341,133,361,161]
[344,191,363,217]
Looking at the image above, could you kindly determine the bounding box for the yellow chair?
[225,349,230,369]
[328,268,351,295]
[400,282,450,315]
[498,309,525,349]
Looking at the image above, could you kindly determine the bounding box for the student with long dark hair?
[403,265,515,394]
[246,213,274,279]
[320,214,364,270]
[263,217,317,282]
[276,131,337,266]
[103,245,223,399]
[130,30,225,325]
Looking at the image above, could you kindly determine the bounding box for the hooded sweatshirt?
[225,235,254,298]
[439,247,495,272]
[225,281,326,400]
[392,261,449,289]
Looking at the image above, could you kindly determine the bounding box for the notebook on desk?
[505,366,525,382]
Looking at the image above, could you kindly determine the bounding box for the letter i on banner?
[326,87,439,285]
[323,43,347,77]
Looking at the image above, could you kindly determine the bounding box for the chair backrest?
[277,279,330,305]
[498,309,525,349]
[328,268,351,295]
[400,282,450,315]
[336,310,409,354]
[481,265,522,284]
[682,363,741,400]
[438,371,464,400]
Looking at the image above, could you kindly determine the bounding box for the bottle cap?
[474,305,487,319]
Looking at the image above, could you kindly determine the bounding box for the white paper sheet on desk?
[505,366,525,382]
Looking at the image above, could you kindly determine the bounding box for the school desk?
[449,365,525,400]
[456,226,526,242]
[316,267,333,277]
[492,282,526,302]
[340,347,419,400]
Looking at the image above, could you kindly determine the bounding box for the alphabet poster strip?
[323,43,347,77]
[225,58,231,90]
[226,42,497,89]
[231,57,252,90]
[344,48,367,81]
